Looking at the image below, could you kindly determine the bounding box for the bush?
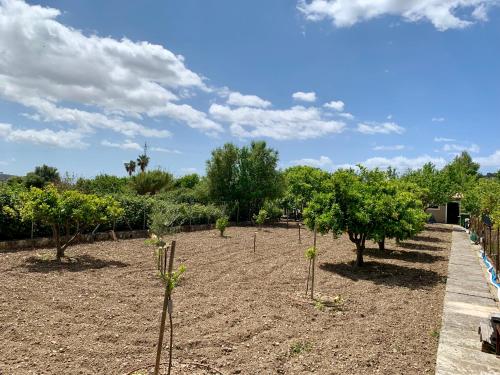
[216,216,229,237]
[129,170,174,195]
[254,209,268,226]
[76,174,130,195]
[262,200,282,222]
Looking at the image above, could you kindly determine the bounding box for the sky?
[0,0,499,177]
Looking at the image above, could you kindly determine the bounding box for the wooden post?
[31,219,34,251]
[253,232,257,253]
[298,223,301,244]
[311,227,317,299]
[154,241,176,375]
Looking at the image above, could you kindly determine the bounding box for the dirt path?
[0,224,451,374]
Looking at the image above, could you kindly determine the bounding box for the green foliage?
[254,209,268,226]
[137,154,150,172]
[124,160,136,176]
[402,162,450,208]
[24,164,60,188]
[462,178,500,228]
[206,141,283,220]
[216,216,229,236]
[76,174,130,195]
[282,165,329,213]
[129,170,174,195]
[305,246,317,260]
[150,201,223,236]
[18,184,123,258]
[174,173,200,189]
[289,341,312,356]
[304,167,427,266]
[262,200,282,222]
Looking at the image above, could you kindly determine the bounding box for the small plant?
[216,216,229,237]
[430,329,440,339]
[314,300,325,311]
[289,341,312,356]
[254,209,268,228]
[305,245,317,299]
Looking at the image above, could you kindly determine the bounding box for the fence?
[470,216,500,281]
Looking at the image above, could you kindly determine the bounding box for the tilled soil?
[0,224,452,375]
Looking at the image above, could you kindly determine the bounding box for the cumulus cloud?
[432,117,446,122]
[101,140,142,151]
[0,0,222,141]
[291,155,333,168]
[324,100,344,111]
[292,91,317,102]
[359,155,447,171]
[475,150,500,167]
[0,122,88,148]
[338,112,354,120]
[442,143,480,153]
[373,144,405,151]
[226,92,271,108]
[297,0,498,31]
[357,122,405,135]
[209,104,345,140]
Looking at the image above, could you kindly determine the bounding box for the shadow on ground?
[397,242,446,252]
[22,254,129,273]
[364,247,446,263]
[319,261,445,289]
[425,225,453,233]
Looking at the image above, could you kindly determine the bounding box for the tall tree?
[24,164,61,188]
[124,160,136,176]
[137,154,150,173]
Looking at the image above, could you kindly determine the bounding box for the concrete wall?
[427,205,447,223]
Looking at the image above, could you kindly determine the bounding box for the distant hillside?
[0,172,16,181]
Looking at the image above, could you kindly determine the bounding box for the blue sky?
[0,0,499,177]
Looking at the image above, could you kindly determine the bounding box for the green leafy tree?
[206,141,283,220]
[130,170,174,195]
[402,163,450,208]
[76,174,130,195]
[174,173,200,189]
[442,151,479,197]
[19,184,123,259]
[216,216,229,237]
[24,165,60,188]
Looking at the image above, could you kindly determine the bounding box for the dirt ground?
[0,224,452,375]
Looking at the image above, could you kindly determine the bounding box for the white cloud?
[291,155,333,168]
[209,104,345,140]
[101,139,142,151]
[180,167,198,174]
[324,100,344,111]
[338,112,354,120]
[373,144,405,151]
[432,117,446,122]
[297,0,498,31]
[359,155,447,171]
[151,147,182,154]
[226,92,271,108]
[0,122,87,149]
[442,143,480,153]
[475,150,500,167]
[292,91,317,102]
[0,0,222,140]
[357,122,405,135]
[434,137,456,142]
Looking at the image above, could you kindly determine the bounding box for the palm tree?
[124,160,136,176]
[137,154,150,173]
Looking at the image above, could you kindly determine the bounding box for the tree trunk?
[53,225,64,260]
[355,242,364,267]
[378,237,385,251]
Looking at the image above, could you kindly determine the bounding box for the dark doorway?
[446,202,459,224]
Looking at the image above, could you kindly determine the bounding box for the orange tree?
[19,184,123,259]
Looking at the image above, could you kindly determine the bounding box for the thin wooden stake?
[298,224,301,244]
[311,227,317,299]
[253,232,257,253]
[154,241,176,375]
[305,258,311,296]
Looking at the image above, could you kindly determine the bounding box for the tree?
[442,151,479,196]
[76,174,129,195]
[19,184,123,259]
[124,160,136,176]
[129,170,174,195]
[304,168,427,267]
[174,173,200,189]
[282,165,329,217]
[137,154,150,172]
[402,163,449,209]
[206,141,283,220]
[24,165,60,188]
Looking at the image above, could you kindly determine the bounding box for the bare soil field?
[0,224,452,375]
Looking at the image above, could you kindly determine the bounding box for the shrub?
[129,170,174,195]
[216,216,229,237]
[254,209,268,227]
